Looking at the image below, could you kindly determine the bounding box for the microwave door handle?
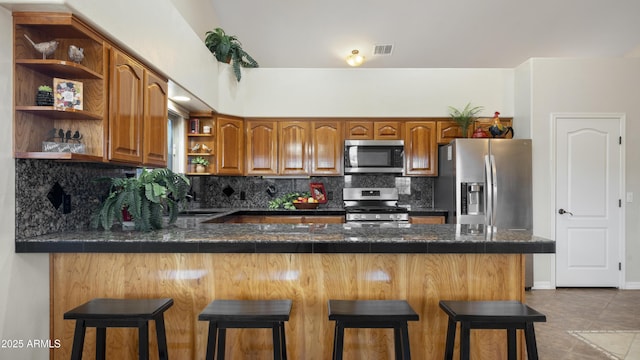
[349,146,358,167]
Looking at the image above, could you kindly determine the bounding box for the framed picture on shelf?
[53,78,83,110]
[310,182,327,203]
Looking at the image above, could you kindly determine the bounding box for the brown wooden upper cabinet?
[374,121,402,140]
[311,120,343,175]
[12,13,168,166]
[345,120,401,140]
[245,119,278,176]
[437,120,468,144]
[109,49,144,164]
[279,121,310,175]
[404,121,437,176]
[142,70,168,167]
[216,115,245,175]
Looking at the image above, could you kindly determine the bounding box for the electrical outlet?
[240,191,246,200]
[327,191,333,200]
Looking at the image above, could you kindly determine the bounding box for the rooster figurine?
[68,45,84,63]
[23,34,58,59]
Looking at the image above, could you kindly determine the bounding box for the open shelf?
[15,152,104,162]
[16,106,103,120]
[16,59,103,79]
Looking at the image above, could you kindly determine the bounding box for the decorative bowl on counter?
[293,202,319,209]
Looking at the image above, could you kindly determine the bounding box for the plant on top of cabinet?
[448,102,484,138]
[204,27,258,81]
[90,168,190,231]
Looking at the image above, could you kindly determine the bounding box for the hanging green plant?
[204,27,259,82]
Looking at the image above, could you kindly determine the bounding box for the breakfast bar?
[17,213,554,359]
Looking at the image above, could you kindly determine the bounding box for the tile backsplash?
[193,174,433,210]
[16,160,434,238]
[15,159,132,239]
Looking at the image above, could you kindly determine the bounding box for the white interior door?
[555,114,623,287]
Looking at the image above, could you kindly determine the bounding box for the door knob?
[558,208,573,216]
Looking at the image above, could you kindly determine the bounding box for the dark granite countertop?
[15,208,554,254]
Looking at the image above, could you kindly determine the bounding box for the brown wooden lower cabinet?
[50,252,525,359]
[409,216,445,224]
[224,215,344,224]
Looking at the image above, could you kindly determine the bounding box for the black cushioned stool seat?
[64,298,174,360]
[198,299,292,360]
[439,300,546,360]
[328,299,419,360]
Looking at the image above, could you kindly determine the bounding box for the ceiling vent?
[373,44,394,56]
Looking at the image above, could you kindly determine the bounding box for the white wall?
[517,57,640,288]
[239,68,514,117]
[0,7,50,360]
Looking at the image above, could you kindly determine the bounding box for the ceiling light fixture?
[346,49,365,67]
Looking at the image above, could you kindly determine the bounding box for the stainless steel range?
[343,188,409,222]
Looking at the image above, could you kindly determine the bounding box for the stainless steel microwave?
[344,140,405,174]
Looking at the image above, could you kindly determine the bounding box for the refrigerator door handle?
[484,154,493,226]
[490,154,497,227]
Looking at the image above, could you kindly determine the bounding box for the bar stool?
[439,300,546,360]
[64,298,173,360]
[198,299,292,360]
[328,299,419,360]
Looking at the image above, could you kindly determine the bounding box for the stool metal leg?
[524,323,539,360]
[205,322,217,360]
[154,315,169,360]
[139,321,149,360]
[217,328,227,359]
[460,321,471,360]
[507,328,517,360]
[400,323,411,360]
[70,320,86,360]
[394,326,403,359]
[279,322,288,360]
[333,322,345,360]
[272,323,282,360]
[444,318,456,360]
[96,327,106,360]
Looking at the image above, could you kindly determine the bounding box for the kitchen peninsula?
[17,212,554,359]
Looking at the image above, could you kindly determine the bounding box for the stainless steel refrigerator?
[434,138,533,287]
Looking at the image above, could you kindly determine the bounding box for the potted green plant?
[36,85,54,106]
[448,102,484,138]
[192,156,210,173]
[90,168,191,231]
[204,27,259,82]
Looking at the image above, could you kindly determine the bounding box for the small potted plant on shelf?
[204,27,259,82]
[90,168,190,231]
[36,85,54,106]
[448,102,484,138]
[192,156,210,173]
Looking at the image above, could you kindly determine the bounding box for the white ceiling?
[202,0,640,69]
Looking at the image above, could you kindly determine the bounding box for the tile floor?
[526,288,640,359]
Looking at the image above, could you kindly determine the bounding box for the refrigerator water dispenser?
[461,182,484,215]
